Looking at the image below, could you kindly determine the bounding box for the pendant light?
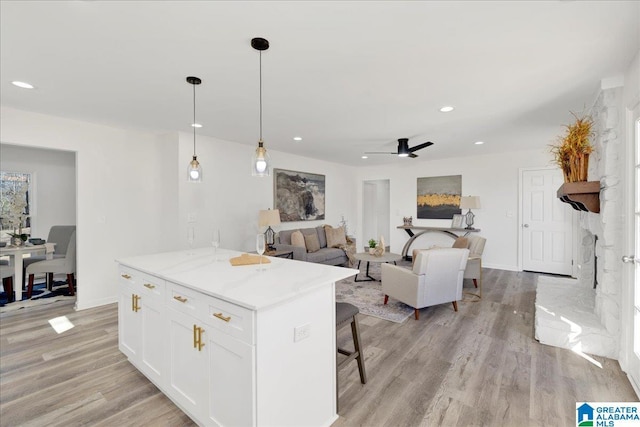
[186,76,202,182]
[251,37,271,177]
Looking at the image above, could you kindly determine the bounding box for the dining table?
[0,243,54,302]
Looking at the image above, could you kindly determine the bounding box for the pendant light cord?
[193,82,197,156]
[259,50,263,141]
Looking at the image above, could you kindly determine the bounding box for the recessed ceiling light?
[191,123,202,128]
[439,106,454,112]
[12,81,34,89]
[361,155,368,159]
[474,141,485,145]
[293,137,302,141]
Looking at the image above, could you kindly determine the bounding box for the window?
[0,171,32,234]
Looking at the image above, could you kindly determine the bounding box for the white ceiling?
[1,1,638,166]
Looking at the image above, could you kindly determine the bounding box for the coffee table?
[352,252,402,282]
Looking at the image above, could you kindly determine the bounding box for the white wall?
[355,149,551,271]
[0,106,358,309]
[177,131,358,253]
[0,144,76,238]
[0,107,178,309]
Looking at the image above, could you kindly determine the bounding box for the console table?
[397,225,480,260]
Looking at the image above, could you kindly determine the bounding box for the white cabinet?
[118,273,141,359]
[117,250,351,427]
[138,276,167,386]
[205,315,255,427]
[167,306,208,420]
[118,267,167,386]
[165,281,255,426]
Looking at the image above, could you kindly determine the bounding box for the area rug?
[336,261,414,323]
[0,280,75,312]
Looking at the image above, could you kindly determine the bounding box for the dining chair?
[26,231,76,298]
[23,225,76,289]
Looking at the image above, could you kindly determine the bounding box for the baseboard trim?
[75,296,117,311]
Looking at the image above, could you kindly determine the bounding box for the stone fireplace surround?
[535,85,624,359]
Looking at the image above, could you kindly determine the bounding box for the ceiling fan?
[365,138,434,158]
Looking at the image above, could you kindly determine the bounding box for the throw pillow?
[452,237,469,249]
[291,230,305,249]
[304,233,321,253]
[325,225,347,248]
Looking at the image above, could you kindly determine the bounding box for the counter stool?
[336,302,367,409]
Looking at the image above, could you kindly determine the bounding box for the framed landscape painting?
[274,168,325,222]
[417,175,462,219]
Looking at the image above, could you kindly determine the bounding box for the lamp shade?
[460,196,480,210]
[258,209,281,227]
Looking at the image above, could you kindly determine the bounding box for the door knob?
[523,224,529,228]
[622,255,637,264]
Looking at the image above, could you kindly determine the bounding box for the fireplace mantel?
[557,181,600,213]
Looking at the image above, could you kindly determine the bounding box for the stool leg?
[350,315,367,384]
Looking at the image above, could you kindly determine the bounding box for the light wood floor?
[1,268,637,427]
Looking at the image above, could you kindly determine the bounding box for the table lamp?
[258,209,281,250]
[459,196,480,230]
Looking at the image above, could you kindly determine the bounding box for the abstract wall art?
[274,168,325,222]
[416,175,462,219]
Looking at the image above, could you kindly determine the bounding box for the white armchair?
[464,235,486,288]
[382,248,469,320]
[412,234,486,288]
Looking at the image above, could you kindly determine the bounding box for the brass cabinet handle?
[143,283,156,289]
[121,274,131,279]
[131,294,140,312]
[193,324,198,348]
[173,295,187,303]
[197,327,205,351]
[213,312,231,322]
[192,325,205,351]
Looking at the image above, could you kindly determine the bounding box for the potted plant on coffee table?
[368,238,377,254]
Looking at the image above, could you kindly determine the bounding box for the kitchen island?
[116,247,357,427]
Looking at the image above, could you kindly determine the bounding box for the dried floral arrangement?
[550,112,594,183]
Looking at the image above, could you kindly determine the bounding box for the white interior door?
[363,182,376,249]
[622,108,640,394]
[362,179,390,249]
[521,168,573,275]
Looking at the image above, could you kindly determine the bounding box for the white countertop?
[116,247,358,310]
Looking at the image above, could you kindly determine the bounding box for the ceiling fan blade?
[408,141,434,152]
[409,153,418,158]
[364,152,397,155]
